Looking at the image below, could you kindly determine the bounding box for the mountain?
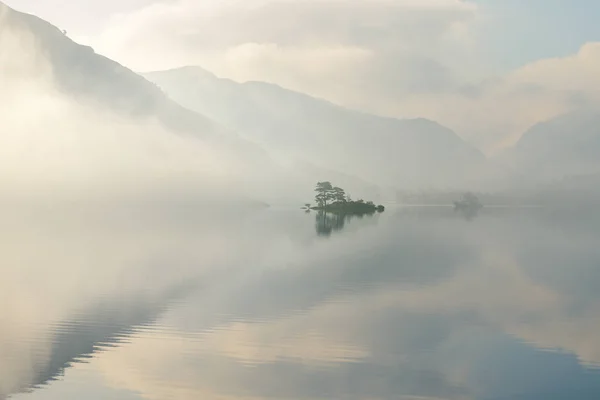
[505,110,600,181]
[1,1,507,201]
[144,66,499,190]
[0,2,282,200]
[1,3,217,137]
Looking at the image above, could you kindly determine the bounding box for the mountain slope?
[0,3,280,198]
[505,109,600,181]
[1,2,213,134]
[145,66,496,190]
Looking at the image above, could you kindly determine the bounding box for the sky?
[5,0,600,152]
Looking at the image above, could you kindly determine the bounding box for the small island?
[452,192,483,220]
[303,181,385,213]
[453,192,483,211]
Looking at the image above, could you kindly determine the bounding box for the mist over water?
[5,1,600,399]
[2,206,600,399]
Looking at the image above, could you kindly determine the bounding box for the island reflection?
[5,206,600,400]
[314,210,378,236]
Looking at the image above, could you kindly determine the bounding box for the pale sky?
[5,0,600,152]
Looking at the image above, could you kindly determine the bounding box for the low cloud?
[0,5,283,201]
[80,0,600,153]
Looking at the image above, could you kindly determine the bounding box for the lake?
[2,204,600,399]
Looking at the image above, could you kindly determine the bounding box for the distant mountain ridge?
[0,2,283,197]
[3,1,514,196]
[504,109,600,181]
[0,3,214,134]
[145,66,501,190]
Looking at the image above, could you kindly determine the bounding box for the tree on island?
[333,187,347,203]
[309,181,385,213]
[453,192,483,210]
[315,181,334,208]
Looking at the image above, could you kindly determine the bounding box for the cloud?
[416,42,600,152]
[28,0,600,152]
[86,0,479,111]
[342,41,600,153]
[90,0,477,75]
[0,5,283,199]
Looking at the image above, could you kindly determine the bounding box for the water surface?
[3,205,600,399]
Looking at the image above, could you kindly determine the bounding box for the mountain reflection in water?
[3,205,600,400]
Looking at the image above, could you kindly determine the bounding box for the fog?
[144,66,499,193]
[0,1,517,210]
[6,0,600,210]
[0,9,312,390]
[0,3,309,207]
[0,206,270,396]
[2,205,600,398]
[4,1,600,399]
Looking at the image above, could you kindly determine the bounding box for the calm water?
[2,204,600,399]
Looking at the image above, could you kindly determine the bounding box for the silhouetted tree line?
[305,181,384,213]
